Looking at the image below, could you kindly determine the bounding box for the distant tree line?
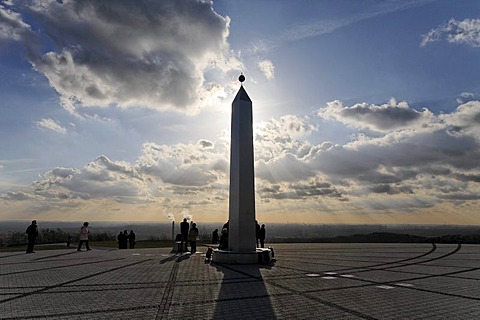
[0,228,116,247]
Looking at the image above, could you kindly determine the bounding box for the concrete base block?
[212,248,273,264]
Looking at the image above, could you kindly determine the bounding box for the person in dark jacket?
[25,220,38,253]
[212,229,219,244]
[129,230,136,249]
[259,224,266,248]
[180,218,189,252]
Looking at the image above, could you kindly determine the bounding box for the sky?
[0,0,479,225]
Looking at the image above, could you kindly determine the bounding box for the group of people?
[25,220,91,254]
[117,230,136,249]
[210,220,266,249]
[180,218,199,253]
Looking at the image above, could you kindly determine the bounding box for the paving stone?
[1,243,480,319]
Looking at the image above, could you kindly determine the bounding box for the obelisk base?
[212,248,273,264]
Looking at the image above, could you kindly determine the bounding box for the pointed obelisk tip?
[238,74,245,83]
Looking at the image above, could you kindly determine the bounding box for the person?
[219,228,228,250]
[255,220,261,247]
[25,220,38,253]
[212,229,219,244]
[77,222,91,251]
[66,234,72,247]
[180,218,189,252]
[123,230,128,249]
[259,224,266,248]
[129,230,136,249]
[188,223,199,253]
[117,231,124,249]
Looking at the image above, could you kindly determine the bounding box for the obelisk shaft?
[228,86,256,252]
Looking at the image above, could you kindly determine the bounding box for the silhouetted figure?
[219,228,228,250]
[117,230,128,249]
[222,220,229,231]
[77,222,91,251]
[212,229,219,244]
[259,224,266,248]
[180,218,189,252]
[117,231,124,249]
[25,220,38,253]
[189,223,199,253]
[129,230,136,249]
[255,220,261,247]
[66,234,72,247]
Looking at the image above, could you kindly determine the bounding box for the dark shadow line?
[31,250,78,261]
[0,304,161,320]
[155,258,181,319]
[0,258,126,277]
[0,259,152,304]
[0,253,26,259]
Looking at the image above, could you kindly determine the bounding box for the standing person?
[66,234,72,248]
[77,222,91,251]
[117,231,124,249]
[212,229,219,244]
[25,220,38,253]
[255,220,261,247]
[219,228,228,250]
[180,218,189,252]
[123,230,128,249]
[188,223,199,253]
[259,224,266,248]
[129,230,136,249]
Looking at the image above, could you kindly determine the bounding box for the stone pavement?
[1,243,480,319]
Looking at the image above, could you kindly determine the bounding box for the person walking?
[212,229,219,244]
[180,218,189,252]
[129,230,136,249]
[188,223,199,253]
[259,224,266,248]
[77,222,91,251]
[25,220,38,253]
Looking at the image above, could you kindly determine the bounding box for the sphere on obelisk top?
[239,74,245,83]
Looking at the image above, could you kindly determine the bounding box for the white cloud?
[421,18,480,47]
[6,0,242,114]
[258,59,275,80]
[3,98,480,216]
[35,118,67,134]
[0,3,30,41]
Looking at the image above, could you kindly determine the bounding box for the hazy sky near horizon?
[1,0,479,224]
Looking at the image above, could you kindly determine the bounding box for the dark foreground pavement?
[1,243,479,319]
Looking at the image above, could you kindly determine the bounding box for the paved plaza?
[1,243,479,319]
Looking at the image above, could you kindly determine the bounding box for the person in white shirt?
[77,222,91,251]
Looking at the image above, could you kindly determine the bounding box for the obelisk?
[228,75,256,252]
[212,75,272,264]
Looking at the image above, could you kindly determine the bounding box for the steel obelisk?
[228,78,256,252]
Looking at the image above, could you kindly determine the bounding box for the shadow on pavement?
[212,262,276,320]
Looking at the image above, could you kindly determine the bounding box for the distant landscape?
[2,221,480,247]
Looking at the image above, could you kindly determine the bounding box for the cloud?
[4,0,242,114]
[3,98,480,216]
[35,118,67,134]
[251,0,434,53]
[258,59,275,80]
[0,191,34,201]
[0,3,30,41]
[317,99,436,132]
[421,18,480,47]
